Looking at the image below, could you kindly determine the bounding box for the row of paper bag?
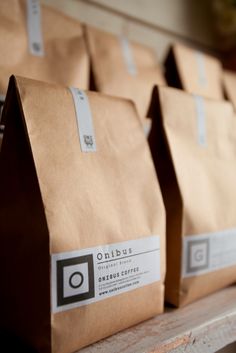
[1,1,236,353]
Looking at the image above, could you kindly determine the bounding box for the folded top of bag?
[0,0,89,97]
[165,43,223,99]
[85,25,166,120]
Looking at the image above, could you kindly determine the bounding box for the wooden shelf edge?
[79,286,236,353]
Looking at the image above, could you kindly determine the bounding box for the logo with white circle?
[56,254,94,307]
[187,239,209,274]
[69,271,84,288]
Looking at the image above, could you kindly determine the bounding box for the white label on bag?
[182,228,236,278]
[120,36,137,76]
[27,0,44,56]
[194,95,206,147]
[51,235,160,313]
[195,51,207,86]
[69,88,97,153]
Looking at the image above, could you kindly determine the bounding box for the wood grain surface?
[79,286,236,353]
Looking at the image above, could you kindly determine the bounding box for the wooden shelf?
[80,286,236,353]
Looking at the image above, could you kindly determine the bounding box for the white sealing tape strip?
[69,88,97,153]
[194,95,207,147]
[27,0,44,56]
[120,36,137,76]
[195,51,207,87]
[0,94,5,102]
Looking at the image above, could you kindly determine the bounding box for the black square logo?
[57,254,94,307]
[186,239,210,274]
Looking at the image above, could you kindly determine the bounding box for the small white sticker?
[51,236,160,313]
[194,95,206,147]
[182,228,236,278]
[195,51,207,87]
[27,0,44,56]
[120,36,137,76]
[69,88,97,153]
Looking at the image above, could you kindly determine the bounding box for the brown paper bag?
[0,0,89,98]
[85,25,166,120]
[148,85,236,307]
[0,75,165,353]
[223,69,236,111]
[165,43,223,99]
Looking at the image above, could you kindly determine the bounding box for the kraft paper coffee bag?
[165,43,223,99]
[223,69,236,111]
[85,25,166,121]
[148,85,236,307]
[0,76,165,353]
[0,0,89,100]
